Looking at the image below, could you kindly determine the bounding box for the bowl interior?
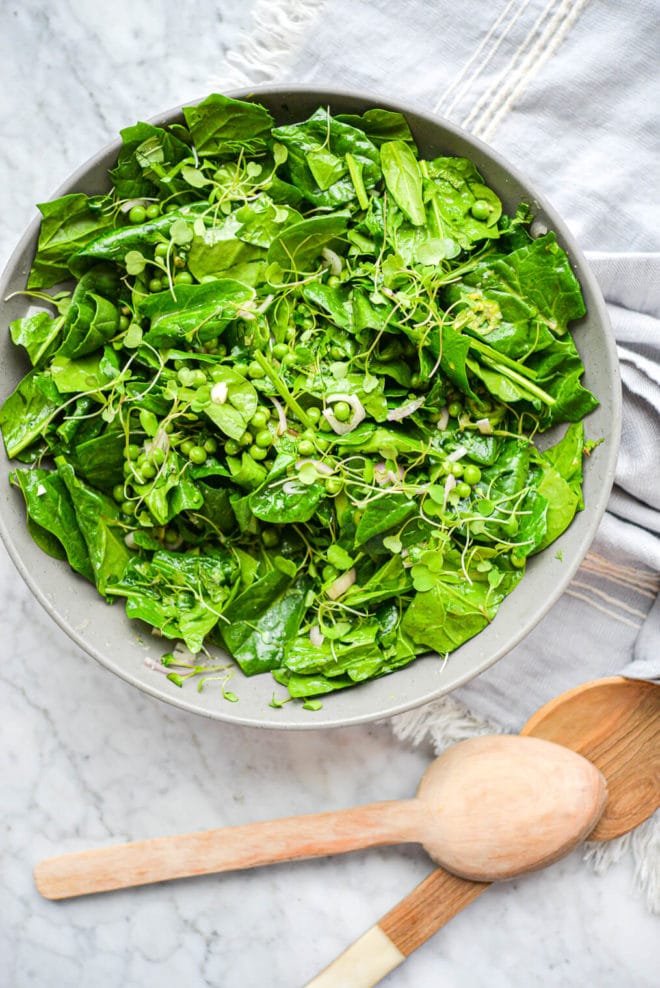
[0,86,621,728]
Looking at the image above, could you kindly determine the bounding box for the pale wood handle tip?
[305,925,404,988]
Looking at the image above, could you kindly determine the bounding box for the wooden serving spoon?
[34,733,605,901]
[306,677,660,988]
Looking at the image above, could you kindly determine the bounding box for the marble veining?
[0,4,657,986]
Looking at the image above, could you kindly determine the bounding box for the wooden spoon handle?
[34,799,420,900]
[306,869,488,987]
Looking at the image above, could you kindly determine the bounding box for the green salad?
[0,94,599,707]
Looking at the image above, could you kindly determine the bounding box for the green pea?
[261,529,280,548]
[249,444,268,461]
[248,361,266,379]
[448,401,463,418]
[180,438,195,456]
[322,564,339,582]
[224,439,241,456]
[255,429,273,449]
[319,416,333,432]
[174,270,193,285]
[471,199,491,221]
[173,255,186,269]
[238,431,252,446]
[463,464,482,485]
[148,277,163,293]
[203,438,218,454]
[306,406,321,424]
[324,477,342,495]
[330,345,345,360]
[327,275,340,287]
[126,443,141,460]
[281,352,298,368]
[272,343,289,360]
[234,362,249,377]
[146,204,161,219]
[141,462,157,480]
[455,481,471,498]
[154,242,169,258]
[119,314,130,331]
[332,401,351,422]
[297,438,315,457]
[112,483,125,502]
[151,447,166,466]
[128,205,146,224]
[188,445,207,465]
[121,500,136,516]
[250,409,270,430]
[449,462,464,477]
[188,369,207,387]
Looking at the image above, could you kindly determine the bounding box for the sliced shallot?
[327,567,356,600]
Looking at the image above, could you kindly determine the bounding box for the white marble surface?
[0,5,657,987]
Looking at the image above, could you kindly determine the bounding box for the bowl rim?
[0,84,622,728]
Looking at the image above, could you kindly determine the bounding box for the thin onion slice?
[387,396,425,422]
[327,567,356,600]
[443,473,457,508]
[309,625,325,647]
[447,445,467,462]
[269,396,287,435]
[476,417,493,435]
[436,406,450,431]
[321,247,343,276]
[323,393,366,435]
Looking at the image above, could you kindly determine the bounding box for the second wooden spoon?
[306,676,659,987]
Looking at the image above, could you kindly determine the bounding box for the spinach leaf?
[10,311,63,367]
[56,457,132,592]
[109,121,191,198]
[221,576,308,675]
[336,109,415,145]
[28,193,117,289]
[380,141,425,226]
[109,550,237,653]
[182,93,274,157]
[273,108,380,208]
[267,212,350,276]
[140,280,254,347]
[0,369,62,458]
[354,493,417,546]
[249,479,326,524]
[11,467,94,581]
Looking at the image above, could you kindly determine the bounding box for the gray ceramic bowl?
[0,86,621,728]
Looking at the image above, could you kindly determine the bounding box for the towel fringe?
[207,0,328,90]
